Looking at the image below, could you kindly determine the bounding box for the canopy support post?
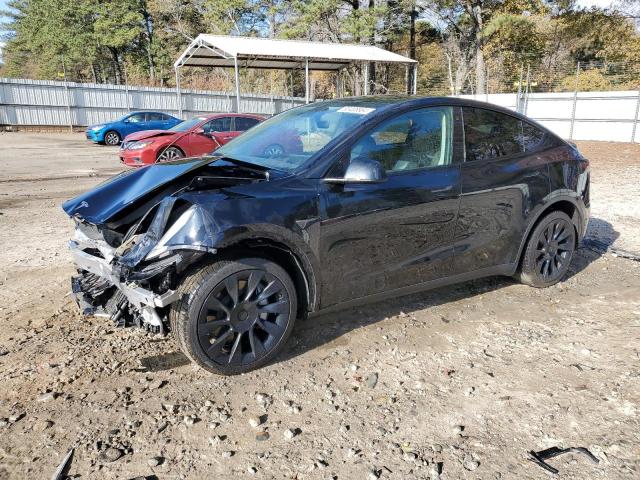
[234,55,241,113]
[364,62,369,96]
[305,58,310,104]
[413,64,418,95]
[175,68,182,118]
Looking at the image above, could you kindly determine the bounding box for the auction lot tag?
[337,106,376,115]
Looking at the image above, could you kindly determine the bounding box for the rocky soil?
[0,133,639,479]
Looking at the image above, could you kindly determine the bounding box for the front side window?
[204,117,232,133]
[127,113,145,123]
[349,107,453,173]
[463,107,522,162]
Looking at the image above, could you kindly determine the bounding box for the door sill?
[313,263,517,316]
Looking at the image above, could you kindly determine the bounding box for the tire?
[157,146,184,162]
[518,211,576,288]
[104,130,121,146]
[169,258,297,375]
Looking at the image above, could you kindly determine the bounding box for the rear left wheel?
[170,258,297,375]
[518,211,576,288]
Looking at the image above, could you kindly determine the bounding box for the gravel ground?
[0,132,639,480]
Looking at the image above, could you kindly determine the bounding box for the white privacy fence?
[0,77,305,128]
[461,90,640,143]
[2,77,640,142]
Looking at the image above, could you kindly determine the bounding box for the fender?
[212,223,322,313]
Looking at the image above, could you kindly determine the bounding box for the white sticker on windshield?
[337,106,376,115]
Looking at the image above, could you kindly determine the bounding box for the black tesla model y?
[63,97,590,374]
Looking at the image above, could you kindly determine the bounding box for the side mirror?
[194,127,206,135]
[123,118,130,123]
[324,157,387,184]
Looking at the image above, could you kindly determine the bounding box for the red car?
[120,113,265,166]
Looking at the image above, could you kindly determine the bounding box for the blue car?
[86,111,182,146]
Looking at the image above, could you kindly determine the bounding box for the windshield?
[215,102,380,171]
[169,117,205,132]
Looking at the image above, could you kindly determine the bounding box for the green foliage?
[559,68,612,92]
[0,0,638,96]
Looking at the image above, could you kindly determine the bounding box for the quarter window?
[350,107,453,173]
[463,107,523,161]
[521,121,551,152]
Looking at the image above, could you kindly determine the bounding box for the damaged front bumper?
[69,234,182,334]
[68,203,215,334]
[67,192,224,333]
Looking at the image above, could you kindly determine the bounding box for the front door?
[319,106,463,307]
[123,112,148,136]
[189,116,233,156]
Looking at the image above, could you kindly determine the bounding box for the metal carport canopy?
[173,35,417,112]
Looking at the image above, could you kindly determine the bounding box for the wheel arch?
[156,144,185,161]
[515,196,583,271]
[104,129,121,143]
[209,234,319,318]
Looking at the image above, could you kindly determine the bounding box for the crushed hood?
[62,157,213,224]
[125,130,178,142]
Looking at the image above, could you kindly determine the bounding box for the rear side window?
[235,117,260,131]
[463,107,522,161]
[146,112,164,121]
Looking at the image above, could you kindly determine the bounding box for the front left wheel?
[157,147,184,162]
[104,130,121,146]
[170,258,297,375]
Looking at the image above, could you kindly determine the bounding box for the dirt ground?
[0,132,639,480]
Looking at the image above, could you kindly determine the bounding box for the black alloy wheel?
[518,211,576,287]
[170,258,297,375]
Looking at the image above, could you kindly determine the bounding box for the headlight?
[128,140,154,150]
[91,125,105,131]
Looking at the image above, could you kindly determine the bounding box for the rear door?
[452,107,550,274]
[319,106,463,306]
[146,112,167,130]
[233,116,261,138]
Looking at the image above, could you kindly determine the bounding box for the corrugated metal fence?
[0,77,306,128]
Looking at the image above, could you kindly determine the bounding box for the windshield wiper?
[218,156,284,179]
